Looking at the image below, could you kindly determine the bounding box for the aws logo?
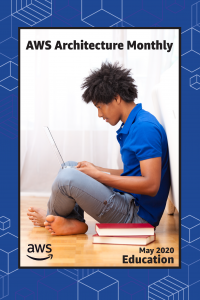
[27,244,53,261]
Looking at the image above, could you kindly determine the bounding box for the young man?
[27,62,170,236]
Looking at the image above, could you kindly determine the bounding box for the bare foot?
[44,215,88,236]
[27,207,47,227]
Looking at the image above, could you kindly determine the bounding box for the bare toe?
[27,212,35,217]
[46,215,55,223]
[28,207,37,212]
[45,225,51,229]
[44,221,51,226]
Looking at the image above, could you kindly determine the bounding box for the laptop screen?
[44,126,65,166]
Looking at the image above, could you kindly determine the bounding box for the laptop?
[44,126,110,174]
[43,126,76,169]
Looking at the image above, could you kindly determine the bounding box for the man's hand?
[76,161,100,179]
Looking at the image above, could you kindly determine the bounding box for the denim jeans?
[47,161,148,224]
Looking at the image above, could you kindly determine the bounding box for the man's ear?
[115,95,121,104]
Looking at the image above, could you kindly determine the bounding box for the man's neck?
[121,102,137,124]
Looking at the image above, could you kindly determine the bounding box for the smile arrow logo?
[27,254,53,261]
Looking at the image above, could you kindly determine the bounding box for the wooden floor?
[20,196,179,267]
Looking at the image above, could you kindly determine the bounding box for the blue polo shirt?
[114,103,170,227]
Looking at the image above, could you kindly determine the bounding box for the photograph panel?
[19,28,180,268]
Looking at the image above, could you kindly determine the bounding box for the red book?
[95,223,154,236]
[93,233,156,246]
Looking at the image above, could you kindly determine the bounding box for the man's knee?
[52,167,79,194]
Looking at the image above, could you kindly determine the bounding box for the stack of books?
[93,223,156,246]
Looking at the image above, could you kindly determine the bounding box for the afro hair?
[81,61,138,105]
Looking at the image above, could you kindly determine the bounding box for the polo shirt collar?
[117,103,142,135]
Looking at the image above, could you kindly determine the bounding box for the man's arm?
[77,157,161,197]
[96,157,161,196]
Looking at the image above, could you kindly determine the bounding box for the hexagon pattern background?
[0,0,200,299]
